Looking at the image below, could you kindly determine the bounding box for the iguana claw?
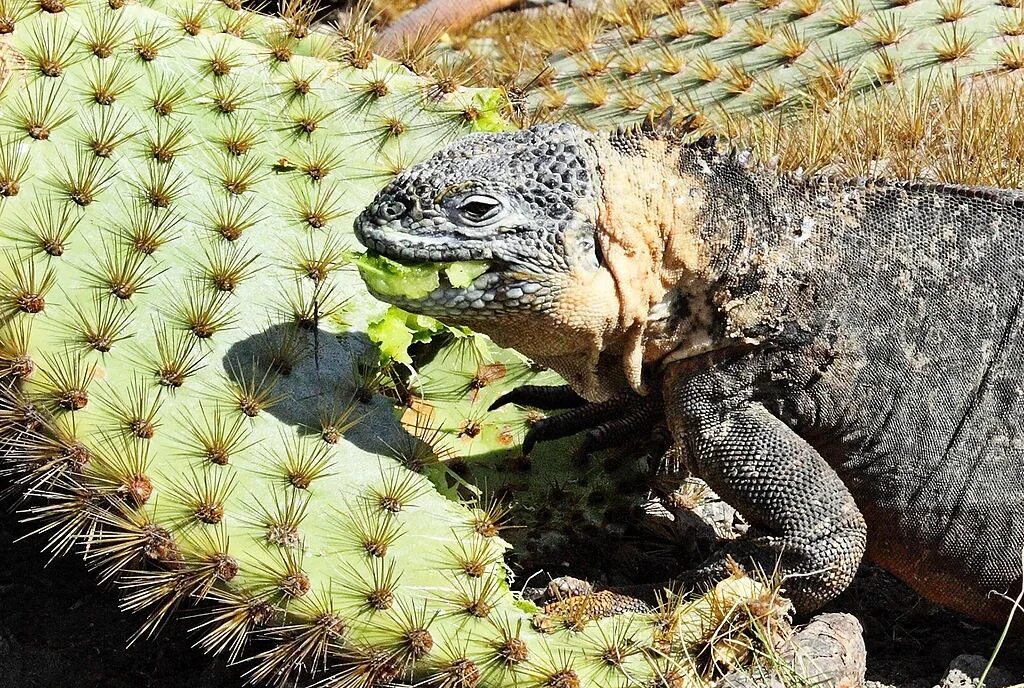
[488,384,586,411]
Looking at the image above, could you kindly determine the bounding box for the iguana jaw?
[354,227,567,318]
[356,221,631,402]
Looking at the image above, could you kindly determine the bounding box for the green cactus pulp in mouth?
[356,251,492,299]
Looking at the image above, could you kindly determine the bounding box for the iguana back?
[690,160,1024,620]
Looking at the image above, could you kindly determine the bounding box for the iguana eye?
[456,195,502,225]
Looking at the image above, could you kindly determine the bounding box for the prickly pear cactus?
[449,0,1024,127]
[0,1,782,686]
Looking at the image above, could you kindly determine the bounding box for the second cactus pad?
[448,0,1024,127]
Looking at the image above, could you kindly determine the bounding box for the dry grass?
[379,0,1024,183]
[979,547,1024,687]
[727,74,1024,188]
[365,0,1024,192]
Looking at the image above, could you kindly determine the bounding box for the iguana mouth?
[353,217,534,315]
[355,245,522,314]
[355,212,497,264]
[367,245,504,277]
[360,237,496,267]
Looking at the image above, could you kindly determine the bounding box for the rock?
[783,613,868,688]
[715,612,867,688]
[937,654,1021,688]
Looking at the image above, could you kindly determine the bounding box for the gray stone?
[715,612,867,688]
[936,654,1021,688]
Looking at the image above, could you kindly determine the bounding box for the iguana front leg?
[491,385,665,456]
[501,366,865,614]
[664,360,868,614]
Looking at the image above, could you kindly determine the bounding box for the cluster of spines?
[730,74,1024,187]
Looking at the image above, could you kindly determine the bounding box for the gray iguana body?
[355,123,1024,624]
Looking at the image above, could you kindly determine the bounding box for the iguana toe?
[519,390,663,456]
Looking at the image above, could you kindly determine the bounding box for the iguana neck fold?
[555,135,762,402]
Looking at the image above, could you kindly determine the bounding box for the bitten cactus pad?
[0,1,779,686]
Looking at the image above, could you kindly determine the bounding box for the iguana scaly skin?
[355,123,1024,624]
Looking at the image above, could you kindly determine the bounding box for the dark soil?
[830,565,1024,686]
[0,511,238,688]
[2,509,1022,688]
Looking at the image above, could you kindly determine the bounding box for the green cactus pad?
[0,1,782,686]
[447,0,1024,128]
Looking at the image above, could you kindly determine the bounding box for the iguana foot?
[491,385,664,456]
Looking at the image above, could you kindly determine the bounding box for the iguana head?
[355,123,603,314]
[355,123,715,401]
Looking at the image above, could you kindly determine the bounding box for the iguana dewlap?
[355,122,1024,624]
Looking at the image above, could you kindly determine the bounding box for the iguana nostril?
[379,200,406,220]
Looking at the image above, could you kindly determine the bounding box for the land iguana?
[354,121,1024,624]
